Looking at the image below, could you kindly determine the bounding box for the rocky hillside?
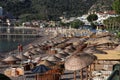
[0,0,114,21]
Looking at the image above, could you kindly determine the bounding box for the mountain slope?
[88,0,114,13]
[0,0,114,21]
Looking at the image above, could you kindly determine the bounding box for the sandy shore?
[0,31,50,57]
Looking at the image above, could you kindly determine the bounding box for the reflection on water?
[0,36,36,53]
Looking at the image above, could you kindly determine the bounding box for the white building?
[77,11,118,25]
[76,14,90,25]
[96,11,118,24]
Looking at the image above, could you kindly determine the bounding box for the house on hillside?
[96,10,118,24]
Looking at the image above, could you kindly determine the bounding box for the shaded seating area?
[34,65,63,80]
[31,64,62,80]
[36,73,61,80]
[23,63,35,71]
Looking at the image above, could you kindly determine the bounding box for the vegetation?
[102,0,120,38]
[87,14,98,22]
[87,14,98,29]
[1,0,112,21]
[88,0,114,13]
[70,19,84,29]
[103,16,120,31]
[103,16,120,37]
[112,0,120,14]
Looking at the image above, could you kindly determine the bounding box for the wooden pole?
[74,71,76,80]
[36,74,37,80]
[86,66,88,80]
[89,64,92,79]
[93,61,96,71]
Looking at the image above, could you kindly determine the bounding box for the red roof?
[105,10,116,15]
[97,10,116,15]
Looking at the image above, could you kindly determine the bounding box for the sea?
[0,36,36,53]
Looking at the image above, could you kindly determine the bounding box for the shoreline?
[0,32,51,58]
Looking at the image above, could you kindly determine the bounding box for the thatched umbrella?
[55,53,66,59]
[83,47,107,54]
[37,60,55,67]
[32,56,42,63]
[41,56,49,60]
[65,53,97,80]
[24,51,34,57]
[2,55,20,65]
[59,52,69,58]
[96,38,114,45]
[47,55,62,62]
[36,48,44,54]
[16,54,28,60]
[28,44,37,49]
[30,49,39,55]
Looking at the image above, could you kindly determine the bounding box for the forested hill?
[0,0,114,21]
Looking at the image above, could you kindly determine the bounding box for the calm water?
[0,37,35,53]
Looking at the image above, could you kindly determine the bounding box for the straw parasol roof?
[65,55,86,71]
[55,53,66,58]
[66,38,80,44]
[83,47,107,54]
[24,51,34,57]
[96,38,114,45]
[30,49,39,55]
[33,56,41,62]
[16,54,28,60]
[64,48,71,53]
[28,44,37,49]
[59,51,69,57]
[2,55,20,62]
[37,60,55,66]
[35,48,44,54]
[47,55,62,62]
[77,53,97,65]
[41,56,49,60]
[65,53,97,71]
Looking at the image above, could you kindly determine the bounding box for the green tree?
[112,0,120,14]
[87,14,98,29]
[70,19,84,29]
[59,22,70,27]
[103,16,120,33]
[87,14,98,22]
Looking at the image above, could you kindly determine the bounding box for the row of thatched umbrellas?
[1,32,120,80]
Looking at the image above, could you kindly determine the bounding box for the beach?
[0,28,120,80]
